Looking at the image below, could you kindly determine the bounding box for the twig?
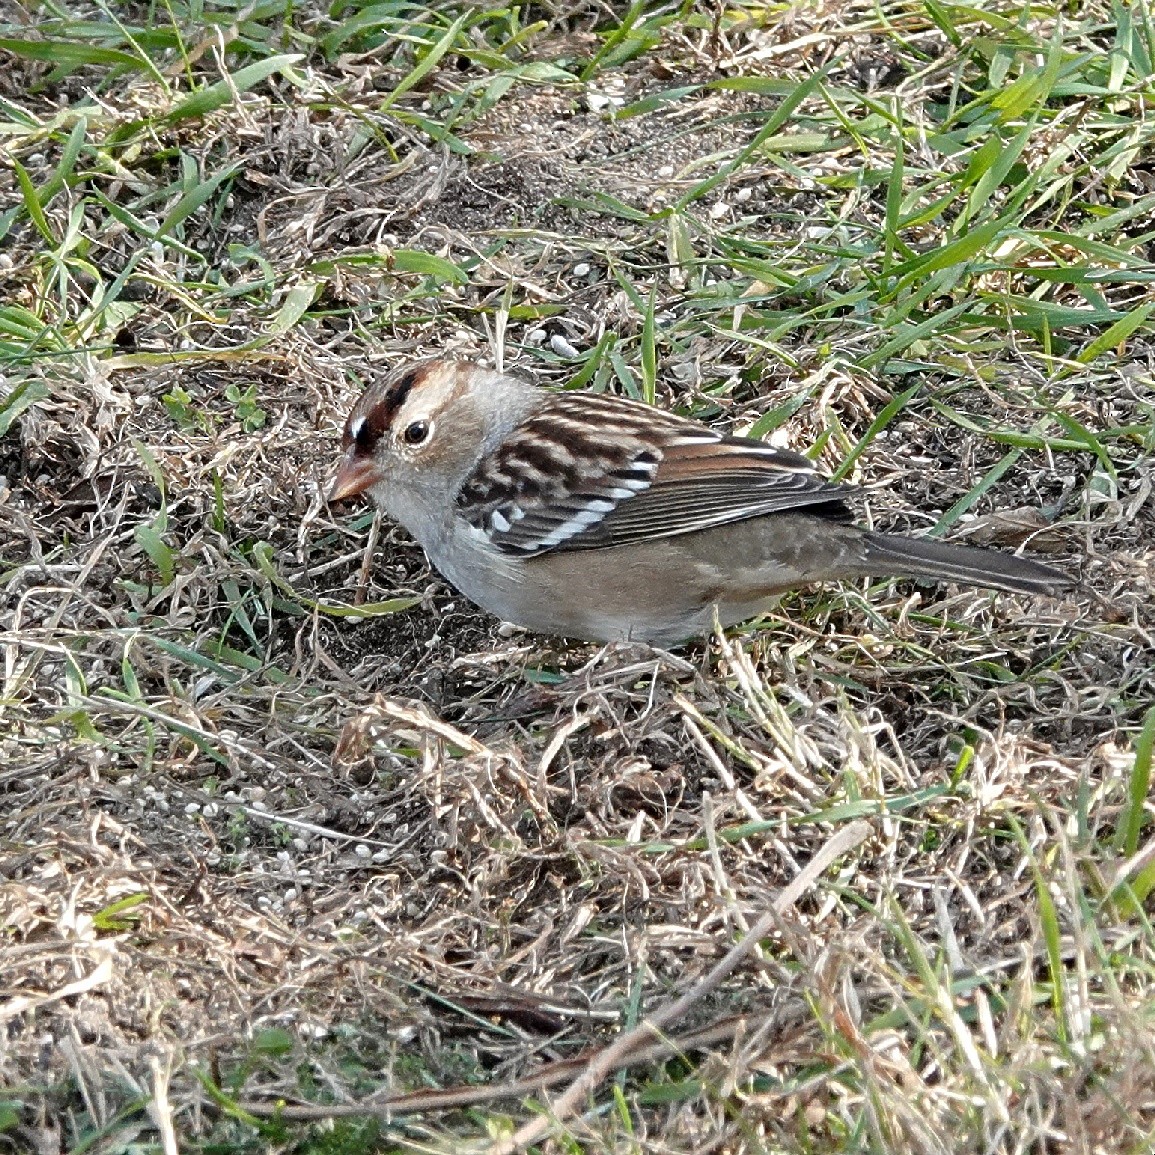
[149,1052,179,1155]
[354,511,383,606]
[233,1017,746,1120]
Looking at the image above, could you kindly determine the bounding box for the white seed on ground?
[735,186,753,202]
[525,327,546,346]
[354,844,372,858]
[572,262,590,277]
[709,200,729,220]
[550,333,580,358]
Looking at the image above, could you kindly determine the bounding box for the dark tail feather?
[861,532,1074,597]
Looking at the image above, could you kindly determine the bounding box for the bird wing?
[455,392,853,557]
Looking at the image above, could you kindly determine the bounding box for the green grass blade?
[1116,705,1155,856]
[640,284,657,406]
[11,157,55,244]
[379,12,471,111]
[164,54,304,124]
[1076,299,1155,364]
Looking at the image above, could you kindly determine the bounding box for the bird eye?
[402,420,431,446]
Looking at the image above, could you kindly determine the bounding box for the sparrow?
[329,360,1074,647]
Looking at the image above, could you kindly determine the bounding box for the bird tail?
[860,532,1073,597]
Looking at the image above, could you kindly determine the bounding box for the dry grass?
[2,1,1155,1152]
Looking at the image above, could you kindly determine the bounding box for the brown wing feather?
[559,438,854,552]
[455,393,852,556]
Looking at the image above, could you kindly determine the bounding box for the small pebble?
[572,262,590,277]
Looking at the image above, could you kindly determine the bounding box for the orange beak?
[328,450,382,502]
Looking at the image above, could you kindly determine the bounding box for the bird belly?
[428,519,847,645]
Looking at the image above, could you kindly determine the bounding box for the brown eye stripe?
[368,368,419,434]
[344,365,424,452]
